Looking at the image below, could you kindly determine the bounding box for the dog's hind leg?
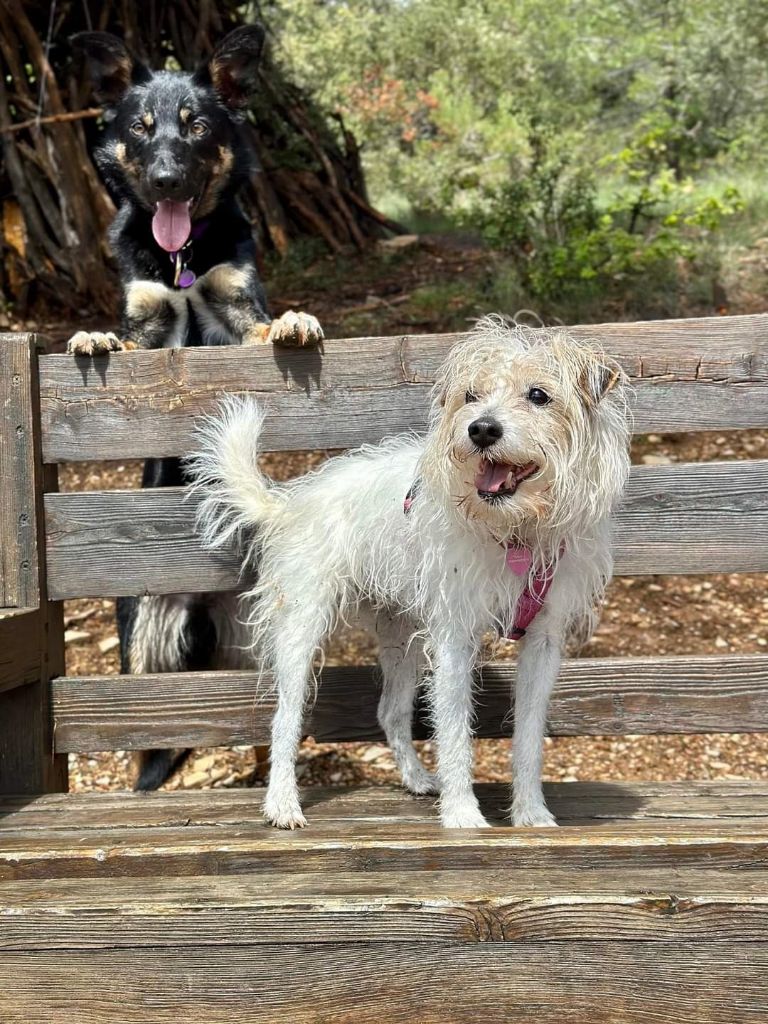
[429,632,490,829]
[373,612,438,796]
[263,588,335,829]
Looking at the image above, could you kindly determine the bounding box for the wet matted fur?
[190,317,631,829]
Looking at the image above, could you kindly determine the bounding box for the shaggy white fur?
[189,316,631,829]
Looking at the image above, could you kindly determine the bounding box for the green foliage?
[262,0,768,318]
[465,129,743,312]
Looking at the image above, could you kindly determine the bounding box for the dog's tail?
[188,396,283,556]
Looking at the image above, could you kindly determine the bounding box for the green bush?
[464,129,742,314]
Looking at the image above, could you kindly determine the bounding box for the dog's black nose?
[468,417,503,448]
[151,169,182,195]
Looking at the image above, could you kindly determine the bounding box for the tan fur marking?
[142,112,154,129]
[126,281,171,318]
[180,107,191,124]
[205,263,251,299]
[197,146,236,216]
[242,324,272,346]
[209,57,230,98]
[114,141,142,185]
[216,145,235,176]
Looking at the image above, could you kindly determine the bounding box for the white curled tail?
[187,395,282,554]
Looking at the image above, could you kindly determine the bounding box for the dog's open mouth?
[474,459,539,501]
[152,197,197,252]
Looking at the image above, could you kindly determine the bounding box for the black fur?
[73,27,277,789]
[72,26,272,349]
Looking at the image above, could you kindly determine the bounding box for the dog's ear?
[71,32,151,105]
[193,25,265,110]
[579,360,623,407]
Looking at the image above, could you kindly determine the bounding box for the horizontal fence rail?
[51,654,768,751]
[38,314,768,462]
[44,460,768,599]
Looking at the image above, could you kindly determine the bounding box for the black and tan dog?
[72,26,322,788]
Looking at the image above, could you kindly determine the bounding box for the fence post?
[0,334,66,793]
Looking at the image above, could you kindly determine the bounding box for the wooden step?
[2,781,768,880]
[3,941,768,1024]
[2,782,768,1022]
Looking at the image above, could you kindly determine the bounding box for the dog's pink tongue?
[152,199,192,252]
[475,461,510,493]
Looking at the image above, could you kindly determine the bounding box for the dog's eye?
[465,391,479,404]
[527,386,551,407]
[190,120,209,137]
[130,121,146,137]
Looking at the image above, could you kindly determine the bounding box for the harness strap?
[503,545,557,639]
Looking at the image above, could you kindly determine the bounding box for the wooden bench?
[1,316,768,1023]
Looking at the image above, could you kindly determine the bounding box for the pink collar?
[403,480,559,640]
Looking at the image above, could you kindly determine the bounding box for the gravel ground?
[61,427,768,794]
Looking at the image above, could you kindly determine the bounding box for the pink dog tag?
[505,545,533,576]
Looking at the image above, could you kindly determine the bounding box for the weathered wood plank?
[3,817,768,881]
[2,942,768,1023]
[0,608,41,694]
[50,653,768,751]
[43,459,768,600]
[2,868,768,949]
[0,334,39,607]
[2,782,767,831]
[38,314,768,462]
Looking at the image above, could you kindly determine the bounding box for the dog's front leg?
[510,626,562,827]
[197,263,323,347]
[430,636,489,828]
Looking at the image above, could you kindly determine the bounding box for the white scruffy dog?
[190,317,631,829]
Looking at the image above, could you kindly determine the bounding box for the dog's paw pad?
[67,331,127,356]
[268,310,324,348]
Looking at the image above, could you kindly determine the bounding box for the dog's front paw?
[67,331,137,355]
[511,801,558,828]
[263,790,307,830]
[440,800,491,829]
[267,310,324,348]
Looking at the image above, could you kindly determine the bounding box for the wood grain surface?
[49,653,768,751]
[3,941,768,1024]
[43,459,768,599]
[38,314,768,462]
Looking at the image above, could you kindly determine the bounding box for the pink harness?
[403,481,558,639]
[502,545,557,639]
